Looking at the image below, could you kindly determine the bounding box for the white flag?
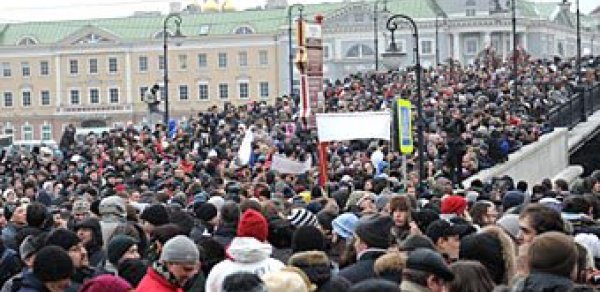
[270,155,312,174]
[237,128,254,165]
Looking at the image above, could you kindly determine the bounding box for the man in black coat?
[338,214,394,284]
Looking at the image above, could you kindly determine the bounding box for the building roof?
[0,0,594,47]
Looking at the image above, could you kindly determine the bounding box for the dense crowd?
[0,55,598,292]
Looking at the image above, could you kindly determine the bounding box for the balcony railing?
[56,103,134,115]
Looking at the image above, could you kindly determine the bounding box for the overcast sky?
[0,0,597,23]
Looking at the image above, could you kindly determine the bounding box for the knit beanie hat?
[140,204,170,226]
[261,266,316,292]
[288,251,331,286]
[107,235,137,266]
[331,213,359,239]
[441,195,467,215]
[79,274,132,292]
[195,203,218,222]
[34,245,74,282]
[354,214,394,249]
[292,225,325,253]
[160,235,199,264]
[497,214,520,239]
[460,232,505,284]
[529,231,578,278]
[288,208,319,228]
[45,228,81,251]
[20,235,41,261]
[237,209,269,242]
[118,258,147,287]
[502,191,525,210]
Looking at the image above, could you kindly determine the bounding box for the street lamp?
[511,0,518,101]
[373,0,388,71]
[162,13,184,125]
[384,14,426,194]
[288,4,304,97]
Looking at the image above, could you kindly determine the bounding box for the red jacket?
[136,267,183,292]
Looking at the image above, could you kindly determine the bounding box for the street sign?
[397,98,413,154]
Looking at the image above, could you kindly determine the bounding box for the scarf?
[152,261,183,288]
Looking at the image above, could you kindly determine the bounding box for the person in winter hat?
[212,201,240,248]
[79,274,132,292]
[205,209,284,292]
[400,248,455,292]
[140,204,170,238]
[137,235,200,292]
[291,225,325,253]
[106,235,140,272]
[16,245,74,292]
[440,195,468,220]
[288,251,332,288]
[338,214,394,284]
[261,267,316,292]
[288,208,319,229]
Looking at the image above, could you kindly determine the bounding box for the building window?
[346,44,375,58]
[323,45,331,60]
[17,37,38,46]
[465,39,478,55]
[179,85,189,100]
[108,57,118,73]
[89,58,98,74]
[158,55,165,70]
[2,62,11,77]
[89,88,100,104]
[239,82,249,99]
[199,25,210,35]
[40,61,49,76]
[234,26,255,34]
[421,40,433,55]
[466,9,476,16]
[22,124,33,141]
[259,50,268,65]
[41,124,52,141]
[109,88,119,104]
[21,62,30,77]
[218,53,227,68]
[238,51,248,67]
[41,90,51,105]
[219,83,229,99]
[198,54,207,68]
[260,82,269,99]
[139,56,148,72]
[4,123,13,139]
[178,54,188,70]
[160,87,166,100]
[69,59,79,75]
[22,91,31,107]
[199,84,209,100]
[70,89,80,105]
[3,92,13,107]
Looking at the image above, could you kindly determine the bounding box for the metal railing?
[548,83,600,129]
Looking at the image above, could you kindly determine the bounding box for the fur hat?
[288,251,331,286]
[374,252,406,284]
[261,267,316,292]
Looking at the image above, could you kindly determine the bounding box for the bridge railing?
[548,83,600,129]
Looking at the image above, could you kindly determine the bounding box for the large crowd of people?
[0,54,598,292]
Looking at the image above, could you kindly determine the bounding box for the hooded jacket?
[75,218,106,268]
[204,237,284,292]
[15,271,50,292]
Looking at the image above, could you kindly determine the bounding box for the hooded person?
[137,235,201,292]
[139,204,170,239]
[338,214,394,284]
[74,217,106,268]
[459,225,516,285]
[106,235,141,275]
[205,209,284,292]
[98,196,127,246]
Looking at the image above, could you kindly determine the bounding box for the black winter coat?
[338,249,386,284]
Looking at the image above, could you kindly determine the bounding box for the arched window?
[17,36,38,46]
[346,44,375,58]
[233,26,255,35]
[74,33,111,45]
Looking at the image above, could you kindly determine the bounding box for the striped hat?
[287,208,318,228]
